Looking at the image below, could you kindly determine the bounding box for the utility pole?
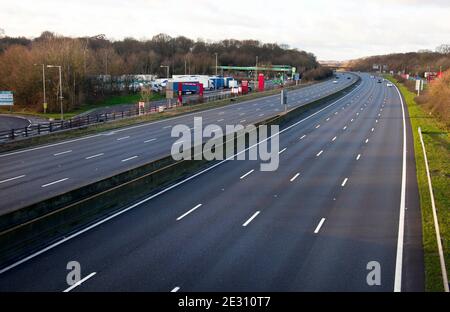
[34,63,47,113]
[47,65,64,120]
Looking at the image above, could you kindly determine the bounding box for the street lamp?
[47,65,64,120]
[34,63,47,114]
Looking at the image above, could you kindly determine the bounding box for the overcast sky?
[1,0,449,60]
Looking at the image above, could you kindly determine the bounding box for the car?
[377,79,382,83]
[387,83,393,87]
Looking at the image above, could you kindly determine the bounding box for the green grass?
[387,75,449,292]
[87,93,164,107]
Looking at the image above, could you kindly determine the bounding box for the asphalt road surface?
[0,73,356,214]
[0,115,30,132]
[0,73,423,291]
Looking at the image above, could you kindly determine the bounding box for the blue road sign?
[0,91,14,106]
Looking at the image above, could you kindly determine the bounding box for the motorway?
[0,73,424,291]
[0,73,355,214]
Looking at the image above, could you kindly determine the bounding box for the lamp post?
[47,65,64,120]
[34,63,47,113]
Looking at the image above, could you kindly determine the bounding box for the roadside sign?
[0,91,13,106]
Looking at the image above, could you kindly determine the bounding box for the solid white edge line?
[242,211,260,227]
[0,77,362,275]
[278,148,287,155]
[41,178,68,188]
[314,218,326,234]
[63,272,96,292]
[393,82,407,292]
[176,204,202,221]
[240,169,255,180]
[418,127,449,292]
[0,175,26,184]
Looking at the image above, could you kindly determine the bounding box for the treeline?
[346,49,450,74]
[0,32,326,113]
[396,70,450,128]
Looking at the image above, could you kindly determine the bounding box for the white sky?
[1,0,450,61]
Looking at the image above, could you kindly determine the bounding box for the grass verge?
[387,75,449,292]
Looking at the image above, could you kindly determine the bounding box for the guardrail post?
[24,126,28,137]
[87,115,90,124]
[49,122,53,132]
[37,124,41,134]
[69,119,72,128]
[11,129,14,140]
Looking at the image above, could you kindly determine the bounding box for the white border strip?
[0,79,362,275]
[418,127,449,292]
[392,83,407,292]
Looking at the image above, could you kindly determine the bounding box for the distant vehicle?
[387,83,393,87]
[377,79,382,83]
[333,80,338,84]
[370,75,374,78]
[347,77,351,79]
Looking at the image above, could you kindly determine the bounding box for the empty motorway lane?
[0,73,423,291]
[0,73,356,213]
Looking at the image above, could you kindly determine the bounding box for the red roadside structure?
[258,73,265,91]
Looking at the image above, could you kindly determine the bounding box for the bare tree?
[436,44,450,54]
